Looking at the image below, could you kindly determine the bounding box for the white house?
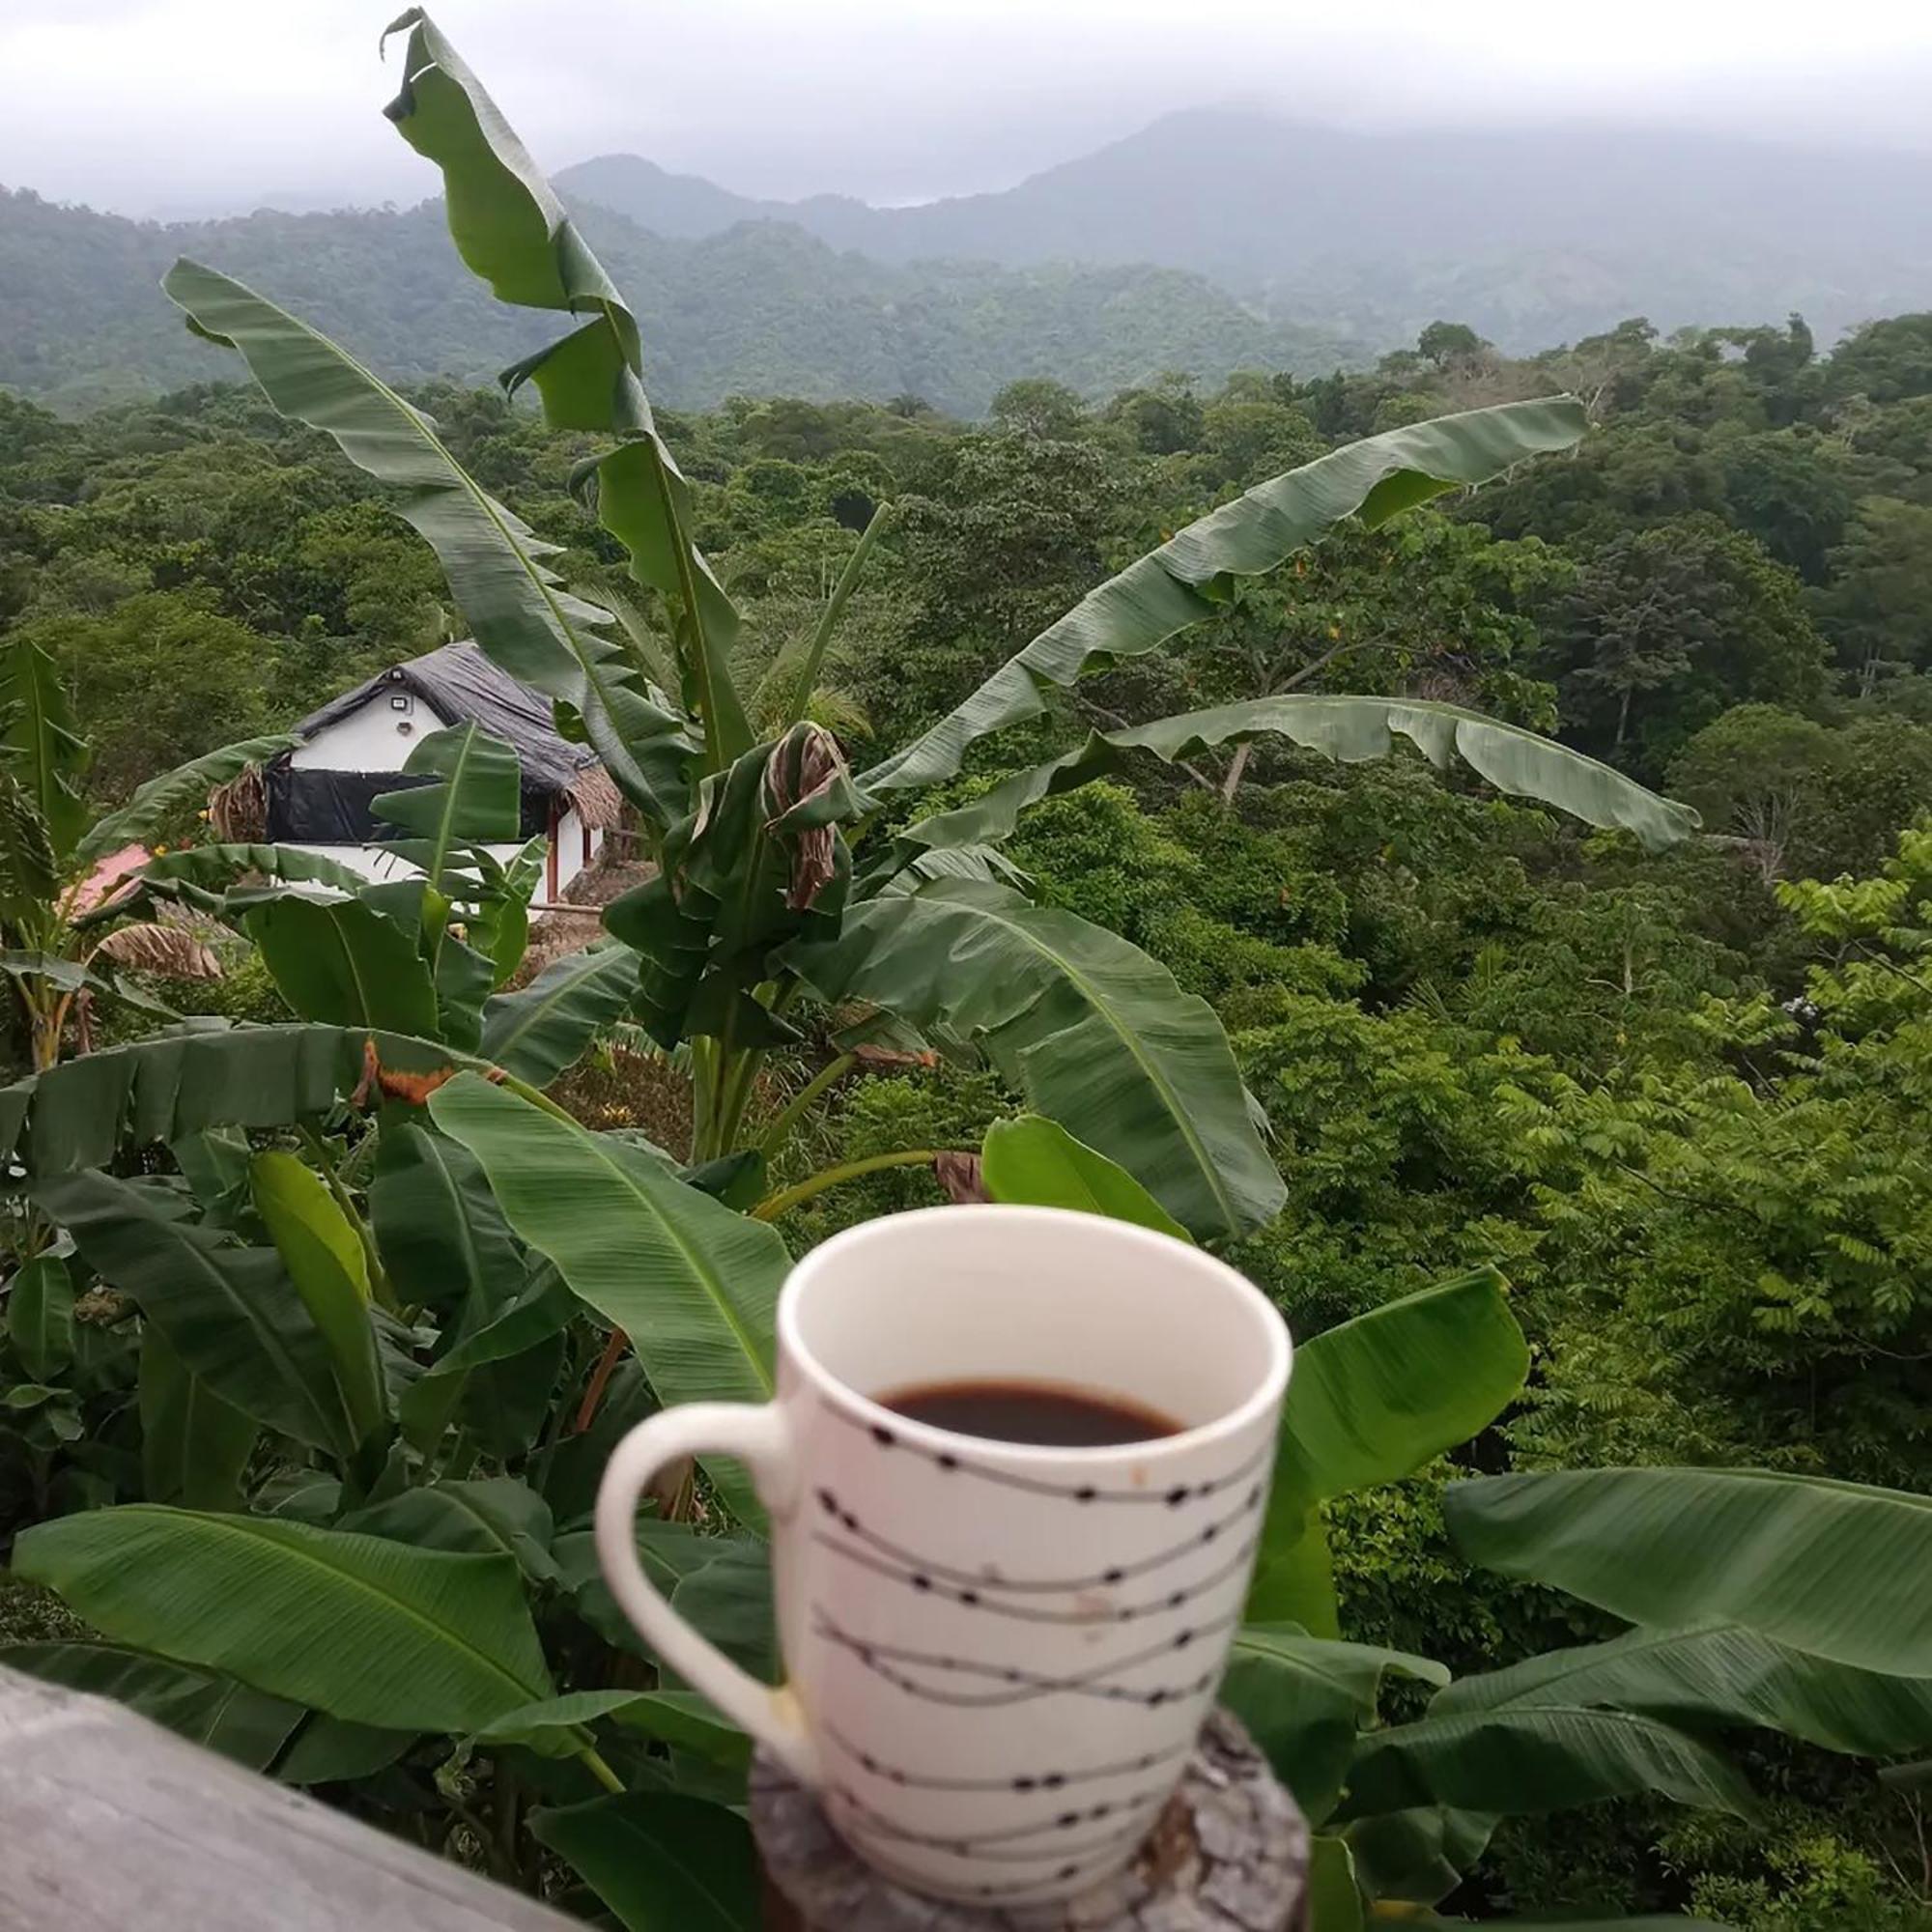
[260,641,618,896]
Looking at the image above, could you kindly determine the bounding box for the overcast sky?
[7,0,1932,218]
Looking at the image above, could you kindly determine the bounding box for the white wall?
[280,841,532,887]
[288,687,605,905]
[291,690,449,771]
[552,808,604,896]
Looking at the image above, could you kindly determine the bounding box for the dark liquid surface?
[879,1378,1181,1447]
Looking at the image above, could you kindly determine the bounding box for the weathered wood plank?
[752,1708,1309,1931]
[0,1665,579,1932]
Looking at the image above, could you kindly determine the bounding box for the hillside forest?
[4,292,1930,1926]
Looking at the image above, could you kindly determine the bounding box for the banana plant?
[152,9,1699,1247]
[0,632,293,1073]
[6,1100,1927,1929]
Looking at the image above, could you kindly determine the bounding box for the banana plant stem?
[750,1149,954,1221]
[688,1036,718,1159]
[781,499,893,728]
[712,1043,765,1154]
[495,1070,581,1127]
[758,1052,856,1158]
[574,1326,629,1435]
[579,1746,625,1795]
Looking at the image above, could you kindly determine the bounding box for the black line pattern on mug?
[810,1481,1265,1594]
[814,1608,1234,1708]
[844,1836,1118,1900]
[811,1529,1260,1623]
[843,1814,1152,1865]
[746,1770,1127,1898]
[830,1781,1169,1854]
[822,1719,1190,1792]
[826,1400,1271,1505]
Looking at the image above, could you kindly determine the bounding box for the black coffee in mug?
[879,1377,1181,1447]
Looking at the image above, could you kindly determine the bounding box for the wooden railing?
[0,1666,1308,1932]
[0,1665,576,1930]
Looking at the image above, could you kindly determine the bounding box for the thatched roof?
[284,641,603,800]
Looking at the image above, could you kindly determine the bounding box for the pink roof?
[67,843,151,919]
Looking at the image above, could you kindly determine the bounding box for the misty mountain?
[559,110,1932,351]
[0,186,1356,418]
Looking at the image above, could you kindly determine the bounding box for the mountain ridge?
[0,186,1356,417]
[557,108,1932,350]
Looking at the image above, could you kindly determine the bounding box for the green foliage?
[1539,513,1831,778]
[5,19,1932,1932]
[0,186,1354,422]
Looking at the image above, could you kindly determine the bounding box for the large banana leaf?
[39,1168,359,1458]
[13,1504,551,1733]
[530,1790,760,1932]
[162,257,692,820]
[1222,1623,1448,1822]
[1339,1703,1755,1820]
[9,1251,73,1379]
[476,1687,749,1767]
[138,1325,258,1512]
[978,1114,1192,1239]
[0,634,89,862]
[89,843,373,930]
[1305,1838,1365,1932]
[469,833,548,987]
[0,947,183,1027]
[783,877,1284,1238]
[276,1714,420,1785]
[1447,1468,1932,1677]
[0,770,61,927]
[1250,1270,1528,1633]
[429,1071,784,1524]
[401,1265,576,1455]
[857,399,1588,801]
[371,721,521,890]
[0,1023,452,1177]
[340,1477,558,1584]
[1343,1805,1497,1909]
[241,895,440,1035]
[76,734,298,870]
[250,1151,389,1454]
[382,8,751,773]
[370,1121,523,1325]
[480,941,643,1085]
[899,696,1698,860]
[0,1641,302,1770]
[1435,1620,1932,1758]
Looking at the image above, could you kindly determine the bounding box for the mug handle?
[594,1402,821,1786]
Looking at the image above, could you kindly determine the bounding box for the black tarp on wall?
[266,766,549,842]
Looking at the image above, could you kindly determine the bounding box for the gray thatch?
[285,641,602,797]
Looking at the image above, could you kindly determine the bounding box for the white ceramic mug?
[595,1204,1292,1906]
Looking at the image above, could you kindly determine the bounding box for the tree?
[1418,320,1488,368]
[1813,496,1932,691]
[1716,428,1853,582]
[12,592,277,806]
[1824,313,1932,406]
[1539,514,1831,774]
[1106,371,1207,454]
[987,377,1087,440]
[1670,704,1932,881]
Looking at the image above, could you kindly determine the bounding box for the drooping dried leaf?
[96,922,223,981]
[759,724,853,911]
[208,764,270,843]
